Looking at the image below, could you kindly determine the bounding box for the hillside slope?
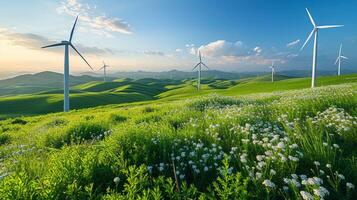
[0,74,357,119]
[0,71,103,96]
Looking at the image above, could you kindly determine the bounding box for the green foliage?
[210,157,249,200]
[42,120,109,148]
[0,133,10,145]
[11,118,27,125]
[188,94,243,111]
[109,114,127,124]
[0,82,357,199]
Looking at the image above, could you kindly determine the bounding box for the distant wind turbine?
[335,44,348,76]
[300,8,343,88]
[99,61,110,82]
[270,61,275,82]
[42,16,93,112]
[192,51,209,91]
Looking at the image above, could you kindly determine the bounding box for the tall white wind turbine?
[42,16,93,112]
[193,51,209,91]
[335,44,348,76]
[99,61,110,82]
[270,61,275,82]
[300,8,343,88]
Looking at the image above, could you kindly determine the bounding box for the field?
[1,73,357,119]
[0,75,356,199]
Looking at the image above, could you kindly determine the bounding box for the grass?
[0,80,356,199]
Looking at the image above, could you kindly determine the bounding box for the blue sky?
[0,0,356,73]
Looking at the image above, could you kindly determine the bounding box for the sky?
[0,0,356,74]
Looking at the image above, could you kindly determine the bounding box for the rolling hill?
[0,71,103,96]
[0,73,356,119]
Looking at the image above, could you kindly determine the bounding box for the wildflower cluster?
[147,138,225,181]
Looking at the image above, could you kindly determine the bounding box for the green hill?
[0,73,357,119]
[0,71,102,96]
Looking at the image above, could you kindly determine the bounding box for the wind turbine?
[192,51,209,91]
[99,61,110,82]
[300,8,343,88]
[42,16,93,112]
[270,61,275,82]
[335,44,348,76]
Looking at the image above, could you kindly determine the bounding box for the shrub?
[46,118,67,127]
[11,118,27,125]
[43,121,110,148]
[64,121,110,144]
[109,114,127,124]
[188,94,243,111]
[143,106,156,113]
[0,134,10,145]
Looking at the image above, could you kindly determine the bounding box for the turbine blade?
[202,62,209,69]
[339,44,342,57]
[69,16,79,42]
[300,29,314,51]
[305,8,316,27]
[340,56,348,59]
[335,57,339,65]
[41,42,64,49]
[98,66,105,71]
[193,63,200,71]
[317,25,344,29]
[70,44,93,70]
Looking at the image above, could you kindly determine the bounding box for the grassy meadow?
[1,73,357,119]
[0,75,356,199]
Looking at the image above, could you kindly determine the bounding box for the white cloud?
[197,40,244,57]
[189,47,197,55]
[175,48,182,52]
[286,39,300,48]
[184,40,293,68]
[0,27,113,55]
[143,50,165,56]
[253,46,262,55]
[57,0,131,36]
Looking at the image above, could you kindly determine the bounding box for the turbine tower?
[99,61,110,82]
[193,51,209,91]
[42,16,93,112]
[335,44,348,76]
[270,61,275,82]
[300,8,343,88]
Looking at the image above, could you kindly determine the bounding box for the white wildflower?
[313,186,329,198]
[270,169,276,176]
[300,191,313,200]
[338,174,345,180]
[262,180,275,188]
[113,177,120,184]
[346,182,355,189]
